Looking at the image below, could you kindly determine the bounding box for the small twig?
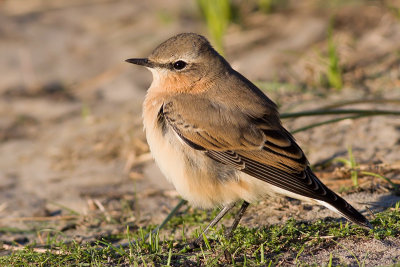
[366,206,376,220]
[93,199,106,212]
[357,202,387,209]
[0,215,79,222]
[93,199,112,222]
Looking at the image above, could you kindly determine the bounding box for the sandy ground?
[1,0,400,265]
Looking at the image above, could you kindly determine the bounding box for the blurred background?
[0,0,400,243]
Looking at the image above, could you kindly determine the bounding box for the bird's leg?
[190,202,236,248]
[225,201,250,239]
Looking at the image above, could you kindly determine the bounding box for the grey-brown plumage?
[126,33,372,240]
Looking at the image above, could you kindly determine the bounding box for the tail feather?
[317,198,372,229]
[308,170,372,229]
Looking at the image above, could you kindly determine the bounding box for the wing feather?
[161,95,371,229]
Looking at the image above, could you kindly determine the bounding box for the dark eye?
[173,60,187,70]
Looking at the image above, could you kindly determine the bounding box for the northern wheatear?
[126,33,371,247]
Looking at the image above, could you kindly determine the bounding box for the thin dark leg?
[225,201,250,239]
[191,202,236,248]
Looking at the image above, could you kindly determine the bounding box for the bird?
[126,32,372,247]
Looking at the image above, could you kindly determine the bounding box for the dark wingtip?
[336,202,373,230]
[359,220,373,230]
[348,216,373,230]
[305,168,373,230]
[365,221,374,230]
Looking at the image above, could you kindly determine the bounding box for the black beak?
[125,58,155,68]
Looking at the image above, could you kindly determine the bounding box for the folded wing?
[161,95,371,229]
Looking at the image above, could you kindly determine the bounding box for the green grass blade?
[291,114,366,134]
[361,171,398,190]
[281,109,400,119]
